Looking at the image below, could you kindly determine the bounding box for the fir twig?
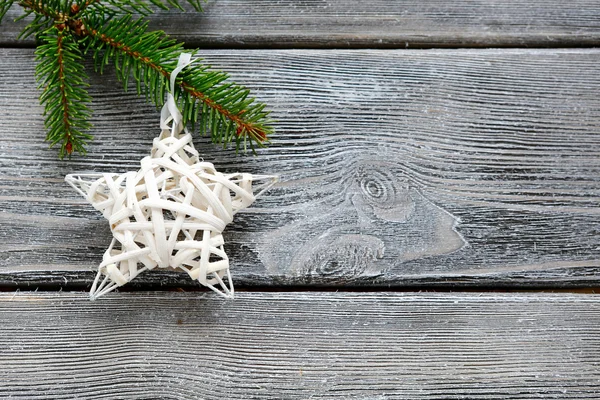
[79,15,272,151]
[8,0,272,157]
[0,0,14,25]
[36,26,93,157]
[81,0,203,17]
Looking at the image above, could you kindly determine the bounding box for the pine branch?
[36,26,93,158]
[77,14,272,152]
[16,0,64,39]
[0,0,13,25]
[80,0,203,17]
[12,0,273,157]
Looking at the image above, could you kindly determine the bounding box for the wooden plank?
[0,291,599,398]
[1,48,600,289]
[1,1,599,48]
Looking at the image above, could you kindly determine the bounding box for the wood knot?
[355,164,414,223]
[291,234,385,280]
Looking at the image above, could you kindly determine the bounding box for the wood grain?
[1,48,599,289]
[1,0,599,48]
[0,291,599,399]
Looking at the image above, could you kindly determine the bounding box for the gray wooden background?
[1,1,599,398]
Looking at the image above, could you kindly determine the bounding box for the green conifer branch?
[15,0,61,39]
[80,0,203,17]
[7,0,272,158]
[78,15,273,151]
[0,1,14,25]
[35,26,93,157]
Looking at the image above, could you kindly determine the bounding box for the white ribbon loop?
[160,53,194,135]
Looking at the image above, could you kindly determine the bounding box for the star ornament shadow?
[66,131,277,300]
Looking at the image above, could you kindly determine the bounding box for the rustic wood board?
[1,0,599,48]
[1,48,599,289]
[0,291,599,399]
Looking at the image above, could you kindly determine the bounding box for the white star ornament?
[65,53,277,300]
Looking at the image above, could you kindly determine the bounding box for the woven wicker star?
[66,54,276,300]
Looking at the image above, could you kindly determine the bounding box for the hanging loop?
[160,53,194,136]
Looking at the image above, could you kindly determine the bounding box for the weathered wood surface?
[0,291,599,399]
[1,1,600,48]
[1,48,599,289]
